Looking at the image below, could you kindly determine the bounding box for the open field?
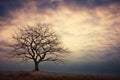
[0,71,120,80]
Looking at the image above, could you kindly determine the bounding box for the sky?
[0,0,120,75]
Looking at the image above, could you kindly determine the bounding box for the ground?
[0,71,120,80]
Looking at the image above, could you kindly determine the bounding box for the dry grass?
[0,71,119,80]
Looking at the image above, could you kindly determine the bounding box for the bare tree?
[10,23,69,71]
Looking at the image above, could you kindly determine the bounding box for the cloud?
[0,0,120,74]
[0,0,25,18]
[0,0,120,18]
[0,40,12,62]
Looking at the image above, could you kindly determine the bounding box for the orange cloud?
[0,1,120,62]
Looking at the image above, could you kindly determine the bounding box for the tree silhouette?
[10,23,69,71]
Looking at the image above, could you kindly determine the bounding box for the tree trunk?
[34,62,39,71]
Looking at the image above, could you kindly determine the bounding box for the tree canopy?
[10,23,69,71]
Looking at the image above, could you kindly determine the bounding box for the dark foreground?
[0,71,120,80]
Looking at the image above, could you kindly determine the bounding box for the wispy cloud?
[0,0,120,73]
